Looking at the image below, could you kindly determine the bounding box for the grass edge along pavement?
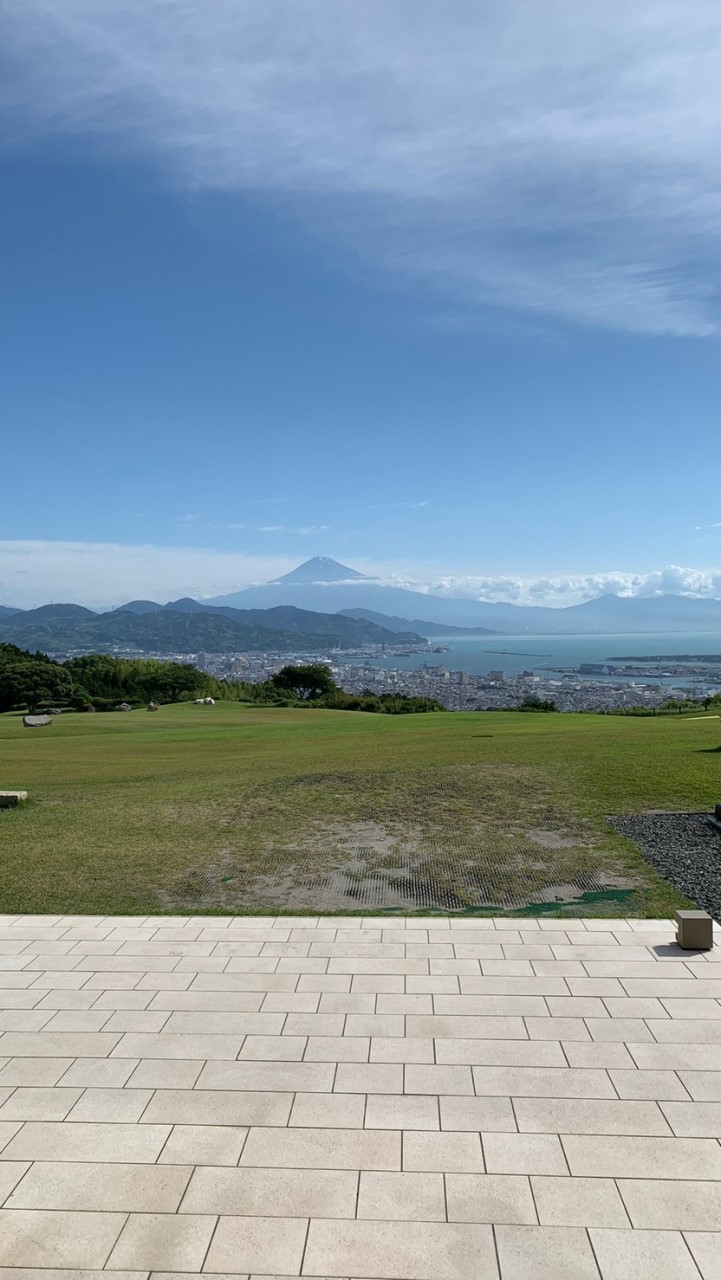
[0,701,718,917]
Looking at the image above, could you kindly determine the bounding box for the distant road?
[484,648,553,658]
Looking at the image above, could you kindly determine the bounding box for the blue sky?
[2,1,721,608]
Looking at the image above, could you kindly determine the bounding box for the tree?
[0,658,72,713]
[271,663,338,701]
[518,696,558,712]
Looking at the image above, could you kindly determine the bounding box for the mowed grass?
[0,701,718,915]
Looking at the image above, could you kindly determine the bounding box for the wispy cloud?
[258,524,330,535]
[3,2,721,334]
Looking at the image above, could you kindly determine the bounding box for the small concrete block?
[0,792,28,809]
[676,911,714,951]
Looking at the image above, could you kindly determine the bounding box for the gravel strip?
[609,811,721,923]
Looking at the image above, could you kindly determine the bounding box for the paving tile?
[112,1032,243,1059]
[445,1172,535,1224]
[160,1123,247,1165]
[0,1086,83,1120]
[562,1134,721,1179]
[125,1058,203,1089]
[240,1126,401,1170]
[0,1208,125,1267]
[182,1165,357,1217]
[197,1061,335,1093]
[482,1132,568,1175]
[514,1097,671,1136]
[525,1016,589,1041]
[304,1035,369,1062]
[617,1176,721,1229]
[471,1066,614,1098]
[436,1038,565,1067]
[302,1218,496,1280]
[204,1214,308,1276]
[589,1226,699,1279]
[66,1087,153,1123]
[433,994,548,1016]
[369,1036,433,1063]
[334,1064,403,1094]
[357,1170,445,1221]
[647,1018,721,1043]
[1,1120,171,1163]
[290,1092,366,1129]
[562,1042,635,1068]
[141,1088,291,1127]
[364,1094,438,1130]
[107,1211,216,1270]
[608,1069,689,1100]
[0,1033,120,1057]
[375,994,433,1014]
[6,1159,191,1211]
[406,1015,527,1039]
[628,1043,721,1070]
[239,1036,307,1061]
[59,1057,138,1088]
[439,1095,516,1132]
[659,1100,721,1137]
[494,1224,600,1279]
[531,1174,628,1226]
[0,1160,31,1203]
[685,1231,721,1280]
[677,1071,721,1101]
[403,1130,483,1172]
[404,1064,474,1095]
[0,1057,74,1087]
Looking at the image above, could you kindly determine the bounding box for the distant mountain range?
[206,556,721,634]
[0,598,422,655]
[3,557,721,651]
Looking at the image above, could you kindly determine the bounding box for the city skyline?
[2,3,721,607]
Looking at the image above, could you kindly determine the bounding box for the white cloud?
[3,1,721,334]
[1,542,719,609]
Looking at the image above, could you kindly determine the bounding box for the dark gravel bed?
[609,811,721,922]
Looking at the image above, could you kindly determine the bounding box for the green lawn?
[0,702,718,916]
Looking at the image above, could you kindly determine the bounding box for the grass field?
[1,702,719,916]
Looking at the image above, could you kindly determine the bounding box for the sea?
[349,631,721,689]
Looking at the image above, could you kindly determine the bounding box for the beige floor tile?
[262,993,322,1013]
[351,974,405,993]
[685,1231,721,1280]
[0,1208,125,1267]
[125,1058,203,1089]
[0,1011,53,1032]
[204,1214,308,1276]
[164,1011,285,1036]
[439,1095,516,1132]
[304,1035,369,1061]
[0,1087,83,1120]
[406,976,459,994]
[628,1043,721,1070]
[239,1036,307,1061]
[434,995,548,1016]
[192,972,296,992]
[407,1015,527,1039]
[462,974,567,993]
[240,1126,400,1170]
[589,1226,699,1279]
[525,1016,589,1041]
[0,1033,120,1058]
[107,1211,216,1270]
[369,1036,433,1063]
[112,1033,243,1060]
[357,1170,445,1221]
[0,1160,31,1203]
[609,1069,689,1100]
[101,1011,171,1033]
[482,1132,568,1175]
[495,1223,600,1280]
[563,1134,721,1179]
[66,1087,152,1123]
[562,1042,635,1068]
[149,990,264,1011]
[302,1218,496,1280]
[334,1063,403,1094]
[618,1177,721,1229]
[1,1120,171,1163]
[141,1088,291,1127]
[298,973,351,993]
[41,1011,112,1032]
[403,1130,483,1172]
[198,1061,335,1093]
[531,1174,627,1226]
[159,1123,247,1166]
[660,997,721,1018]
[0,1060,75,1089]
[678,1071,721,1101]
[647,1018,721,1043]
[445,1172,535,1224]
[364,1094,438,1130]
[660,1100,721,1137]
[471,1065,614,1098]
[182,1165,357,1217]
[290,1092,365,1129]
[375,994,433,1015]
[6,1159,191,1212]
[514,1097,671,1136]
[602,997,667,1018]
[91,990,154,1009]
[344,1014,404,1038]
[404,1065,474,1095]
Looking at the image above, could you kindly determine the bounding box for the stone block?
[0,791,28,809]
[675,911,714,951]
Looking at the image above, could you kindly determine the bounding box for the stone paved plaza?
[0,914,720,1278]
